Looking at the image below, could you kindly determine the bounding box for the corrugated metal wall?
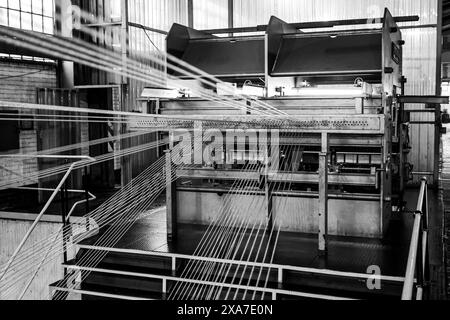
[74,0,122,85]
[75,0,189,179]
[193,0,229,29]
[403,27,438,182]
[233,0,437,26]
[128,0,189,111]
[194,0,439,183]
[76,0,189,109]
[0,219,63,300]
[127,0,189,176]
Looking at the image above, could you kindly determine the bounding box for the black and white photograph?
[0,0,449,309]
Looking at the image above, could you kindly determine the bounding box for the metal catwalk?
[56,188,437,300]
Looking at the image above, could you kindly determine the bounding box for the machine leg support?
[165,150,177,242]
[318,133,329,254]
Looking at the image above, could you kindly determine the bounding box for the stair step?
[76,247,172,271]
[49,280,157,300]
[66,259,174,277]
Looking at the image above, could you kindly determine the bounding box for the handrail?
[60,264,357,301]
[0,156,95,283]
[17,189,96,299]
[401,178,429,300]
[76,243,406,283]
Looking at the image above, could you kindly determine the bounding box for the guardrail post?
[416,286,423,300]
[401,178,428,300]
[162,278,167,293]
[165,150,177,242]
[61,180,68,275]
[422,180,428,230]
[83,168,90,231]
[171,256,176,274]
[416,222,424,291]
[263,140,273,234]
[421,179,430,294]
[277,268,283,284]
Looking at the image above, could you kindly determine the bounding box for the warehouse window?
[0,0,54,33]
[0,0,55,61]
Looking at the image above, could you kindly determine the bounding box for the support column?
[264,33,269,98]
[165,150,177,241]
[318,132,329,253]
[228,0,233,37]
[119,0,131,186]
[61,181,68,275]
[187,0,194,28]
[55,0,74,88]
[120,84,132,186]
[120,0,129,84]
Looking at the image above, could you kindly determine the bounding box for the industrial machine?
[139,8,410,248]
[45,9,446,300]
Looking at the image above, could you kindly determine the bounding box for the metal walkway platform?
[53,187,440,300]
[80,189,434,278]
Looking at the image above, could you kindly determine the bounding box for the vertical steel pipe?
[401,178,427,300]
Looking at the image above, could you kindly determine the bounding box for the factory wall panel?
[75,0,189,109]
[233,0,437,26]
[273,197,381,238]
[128,0,189,111]
[73,0,122,85]
[176,191,267,226]
[230,0,439,184]
[403,27,438,182]
[177,191,382,238]
[0,219,63,300]
[76,0,189,179]
[0,60,57,103]
[127,0,189,176]
[193,0,229,30]
[0,60,57,187]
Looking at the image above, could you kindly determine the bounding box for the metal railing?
[72,243,406,300]
[77,243,405,281]
[0,155,95,285]
[58,263,356,300]
[16,187,96,299]
[401,178,430,300]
